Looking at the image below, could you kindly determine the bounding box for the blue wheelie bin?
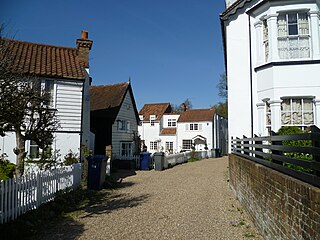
[87,155,107,190]
[140,152,151,170]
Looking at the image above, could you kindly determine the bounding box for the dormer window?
[168,119,176,127]
[139,115,144,121]
[150,115,156,126]
[277,12,310,59]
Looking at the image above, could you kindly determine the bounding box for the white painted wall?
[0,78,86,164]
[224,0,320,151]
[112,90,139,157]
[177,121,213,151]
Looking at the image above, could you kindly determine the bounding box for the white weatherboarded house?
[221,0,320,150]
[90,82,140,166]
[0,30,93,163]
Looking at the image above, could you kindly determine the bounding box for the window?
[277,12,310,59]
[165,142,173,152]
[263,19,269,61]
[266,101,271,127]
[150,141,158,151]
[121,142,132,156]
[168,119,176,127]
[42,80,54,107]
[117,120,126,131]
[29,140,40,159]
[150,115,156,126]
[182,139,193,150]
[281,98,314,128]
[189,123,201,131]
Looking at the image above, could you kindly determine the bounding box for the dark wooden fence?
[231,126,320,187]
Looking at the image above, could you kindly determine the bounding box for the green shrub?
[63,150,79,166]
[277,126,312,173]
[0,153,16,180]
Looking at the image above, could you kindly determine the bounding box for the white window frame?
[281,97,314,128]
[29,140,40,159]
[120,142,132,156]
[168,119,176,127]
[182,139,193,150]
[277,11,310,59]
[41,79,56,108]
[165,142,173,152]
[150,141,158,151]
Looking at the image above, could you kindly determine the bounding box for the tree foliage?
[217,73,227,100]
[172,98,193,113]
[0,26,60,175]
[213,102,228,119]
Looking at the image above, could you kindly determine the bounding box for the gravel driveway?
[42,157,262,240]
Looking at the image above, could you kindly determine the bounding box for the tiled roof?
[139,103,172,122]
[160,128,177,135]
[1,38,87,79]
[177,109,215,123]
[90,82,129,111]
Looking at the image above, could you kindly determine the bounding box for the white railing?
[0,163,82,224]
[113,154,140,169]
[163,150,215,168]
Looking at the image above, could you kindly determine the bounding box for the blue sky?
[1,0,226,110]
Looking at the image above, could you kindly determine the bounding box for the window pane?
[298,13,309,35]
[277,15,287,37]
[288,25,298,35]
[289,38,299,58]
[304,112,314,125]
[303,99,313,111]
[288,14,297,24]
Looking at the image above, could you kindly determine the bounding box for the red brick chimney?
[76,30,93,68]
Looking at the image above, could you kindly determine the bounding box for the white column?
[256,102,265,136]
[314,99,320,127]
[269,100,282,132]
[310,11,320,59]
[266,14,279,62]
[254,21,263,65]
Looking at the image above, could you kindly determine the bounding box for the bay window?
[281,98,314,128]
[277,12,310,59]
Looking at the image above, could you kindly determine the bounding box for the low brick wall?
[229,154,320,240]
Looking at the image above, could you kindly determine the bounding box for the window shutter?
[127,121,130,132]
[185,124,189,130]
[199,124,202,130]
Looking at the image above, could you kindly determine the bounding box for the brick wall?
[229,154,320,240]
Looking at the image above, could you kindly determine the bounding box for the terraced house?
[138,103,228,155]
[0,30,93,163]
[221,0,320,148]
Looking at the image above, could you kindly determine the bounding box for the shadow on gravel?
[80,192,150,218]
[111,169,137,182]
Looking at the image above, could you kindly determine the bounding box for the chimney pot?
[81,30,88,39]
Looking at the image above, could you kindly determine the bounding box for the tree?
[217,73,227,100]
[213,102,228,119]
[172,98,193,113]
[214,73,228,118]
[0,27,59,176]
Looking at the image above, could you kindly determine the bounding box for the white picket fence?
[0,163,82,224]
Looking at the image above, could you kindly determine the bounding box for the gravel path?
[42,157,262,240]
